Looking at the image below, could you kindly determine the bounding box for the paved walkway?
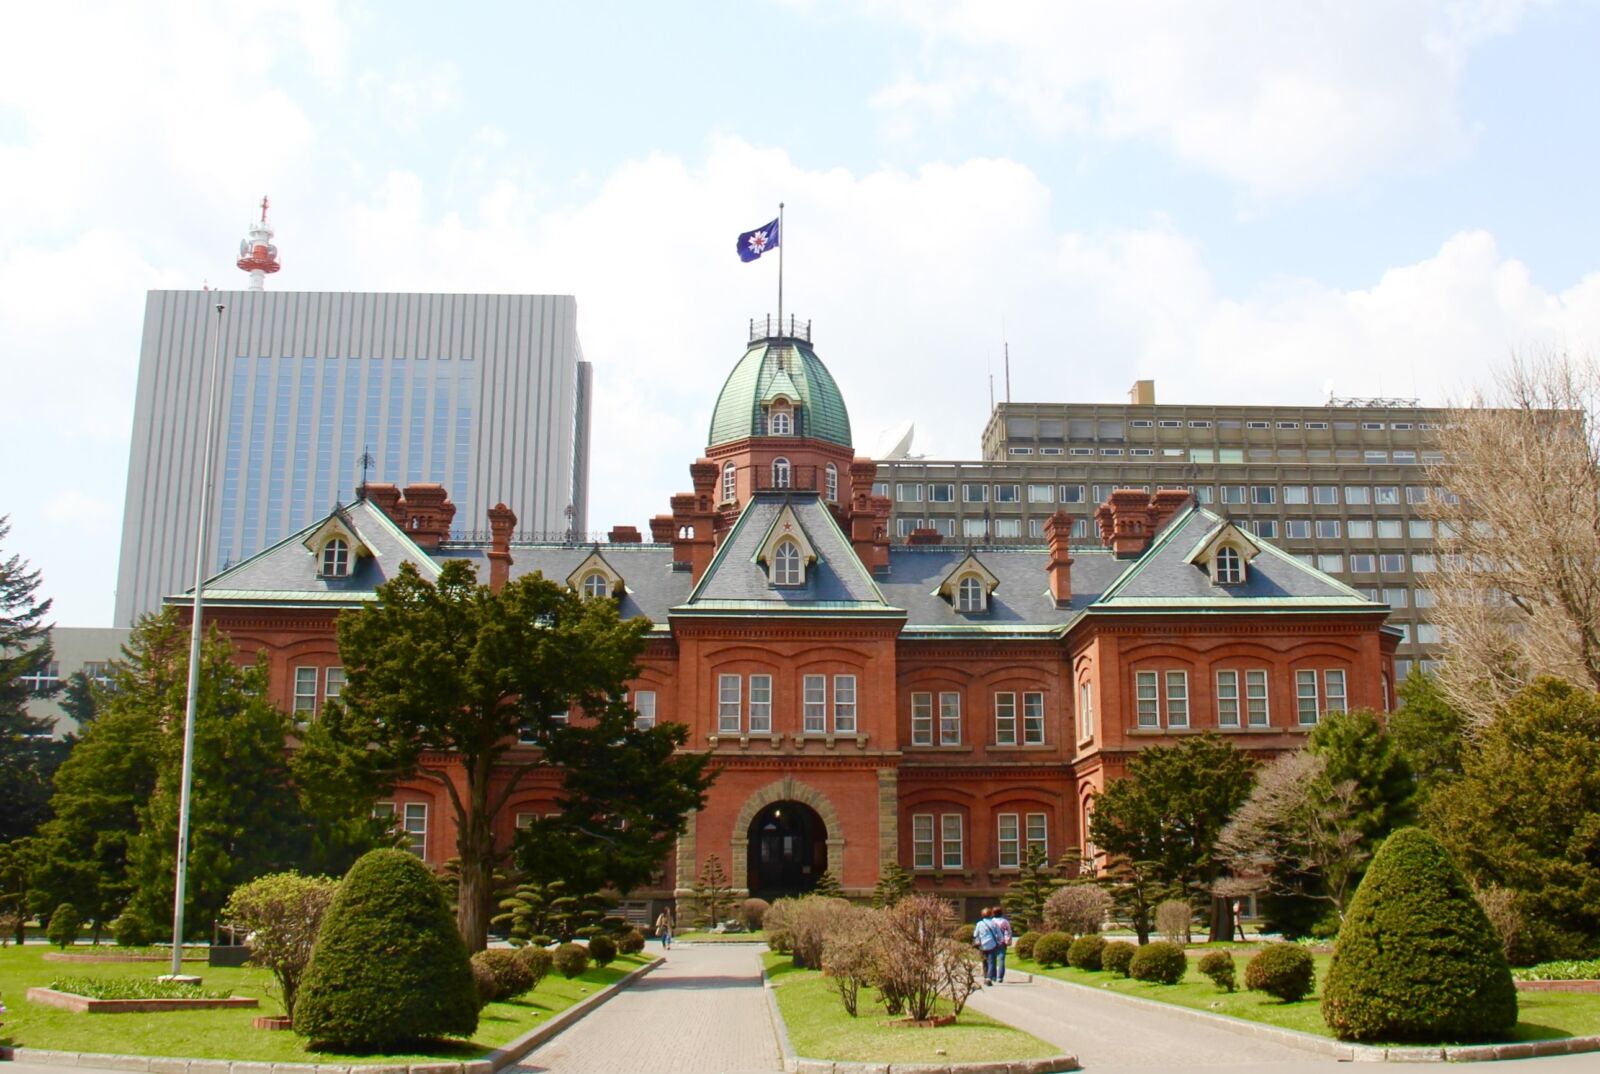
[515,942,780,1074]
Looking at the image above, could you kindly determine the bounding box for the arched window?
[321,538,349,577]
[1215,546,1243,584]
[582,572,610,599]
[773,540,802,585]
[825,463,838,502]
[957,575,984,613]
[769,407,792,436]
[772,457,791,489]
[721,462,737,503]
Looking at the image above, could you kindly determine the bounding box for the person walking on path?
[655,907,675,950]
[1231,899,1248,943]
[991,906,1014,983]
[974,907,1002,986]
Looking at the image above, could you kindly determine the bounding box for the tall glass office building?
[114,290,589,624]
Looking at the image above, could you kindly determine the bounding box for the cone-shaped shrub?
[1322,828,1516,1042]
[295,849,478,1049]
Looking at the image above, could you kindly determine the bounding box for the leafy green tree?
[1426,677,1600,961]
[1090,733,1256,939]
[1388,669,1468,806]
[1001,846,1058,930]
[324,560,715,950]
[0,837,39,944]
[223,872,339,1024]
[0,515,63,843]
[58,668,107,734]
[492,877,611,945]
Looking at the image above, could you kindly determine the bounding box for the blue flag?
[737,218,781,262]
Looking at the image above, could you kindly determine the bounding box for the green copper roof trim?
[707,338,853,448]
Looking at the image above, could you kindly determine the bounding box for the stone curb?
[1025,968,1600,1063]
[0,955,666,1074]
[761,963,1080,1074]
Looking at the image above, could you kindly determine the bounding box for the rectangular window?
[718,674,742,733]
[1251,486,1277,504]
[1325,669,1347,713]
[1284,485,1309,504]
[928,483,955,502]
[1306,421,1329,430]
[1316,520,1342,539]
[941,814,964,869]
[1414,589,1436,608]
[1216,670,1240,727]
[1136,671,1160,728]
[1221,485,1246,504]
[897,517,923,538]
[1101,448,1124,457]
[1159,419,1182,428]
[1412,553,1436,573]
[911,692,933,745]
[833,674,857,733]
[1277,421,1299,430]
[932,518,956,537]
[1374,486,1399,505]
[994,518,1021,538]
[323,666,345,702]
[962,518,987,538]
[1027,483,1055,503]
[1166,670,1189,728]
[896,482,923,502]
[995,691,1017,745]
[749,674,773,733]
[913,813,935,869]
[1025,813,1048,858]
[1060,484,1086,503]
[1417,624,1442,644]
[1348,520,1374,539]
[804,675,827,733]
[1029,518,1044,539]
[1406,486,1430,504]
[1409,520,1433,538]
[1313,485,1339,505]
[1023,692,1045,745]
[1393,451,1417,465]
[1383,587,1410,608]
[1078,681,1095,742]
[1365,450,1388,464]
[1008,447,1033,456]
[963,483,989,503]
[293,667,318,713]
[1318,554,1344,573]
[1363,421,1384,431]
[402,802,427,859]
[1131,419,1154,428]
[1040,447,1063,455]
[940,692,962,745]
[998,813,1020,869]
[1296,670,1320,725]
[1253,519,1278,538]
[1246,420,1270,429]
[1246,670,1270,726]
[1190,420,1212,428]
[1377,519,1402,539]
[1380,553,1405,573]
[1190,448,1215,463]
[995,484,1020,502]
[1131,447,1155,457]
[1070,447,1094,456]
[1350,554,1376,573]
[1286,520,1310,539]
[633,690,657,729]
[1345,486,1372,505]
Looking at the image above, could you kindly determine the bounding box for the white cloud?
[860,0,1536,197]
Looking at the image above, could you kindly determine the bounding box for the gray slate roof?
[498,545,690,625]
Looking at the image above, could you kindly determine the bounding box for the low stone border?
[760,963,1080,1074]
[1027,968,1600,1063]
[0,955,664,1074]
[25,987,258,1014]
[1517,980,1600,993]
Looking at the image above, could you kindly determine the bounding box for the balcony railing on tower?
[750,314,812,344]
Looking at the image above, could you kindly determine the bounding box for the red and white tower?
[236,195,281,291]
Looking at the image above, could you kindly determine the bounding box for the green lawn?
[762,952,1058,1063]
[675,929,766,943]
[0,944,647,1062]
[1016,948,1600,1045]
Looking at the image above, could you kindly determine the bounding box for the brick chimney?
[1148,488,1193,534]
[907,528,943,545]
[608,525,643,544]
[1095,488,1157,559]
[847,458,891,575]
[486,503,517,592]
[1044,510,1075,605]
[398,484,456,551]
[364,483,404,527]
[649,515,676,544]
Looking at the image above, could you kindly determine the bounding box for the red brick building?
[176,323,1397,918]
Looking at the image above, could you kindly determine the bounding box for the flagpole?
[777,201,785,339]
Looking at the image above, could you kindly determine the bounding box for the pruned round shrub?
[1067,934,1106,970]
[224,871,339,1025]
[112,911,155,948]
[1322,828,1517,1042]
[588,934,617,967]
[1155,899,1194,945]
[46,903,80,949]
[470,958,496,1008]
[1129,941,1187,985]
[1013,930,1042,961]
[472,948,534,999]
[294,849,477,1049]
[790,895,850,969]
[1198,950,1236,992]
[553,942,590,979]
[516,945,552,990]
[617,928,645,955]
[1101,940,1137,977]
[954,922,976,945]
[740,897,770,931]
[1246,943,1315,1002]
[1043,884,1111,936]
[1033,931,1074,967]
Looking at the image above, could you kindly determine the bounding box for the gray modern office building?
[874,382,1449,677]
[115,290,590,624]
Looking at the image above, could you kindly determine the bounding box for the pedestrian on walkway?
[974,907,1002,985]
[655,906,675,950]
[991,906,1013,983]
[1231,899,1248,943]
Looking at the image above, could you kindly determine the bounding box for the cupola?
[707,318,852,450]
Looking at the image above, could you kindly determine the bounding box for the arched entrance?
[747,801,827,899]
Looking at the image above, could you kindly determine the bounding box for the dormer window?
[936,553,1000,614]
[1214,545,1244,584]
[773,540,802,585]
[721,462,737,503]
[772,457,791,489]
[581,571,610,599]
[567,550,624,600]
[321,538,349,577]
[769,405,793,436]
[957,576,984,612]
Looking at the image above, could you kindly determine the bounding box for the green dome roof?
[708,339,853,449]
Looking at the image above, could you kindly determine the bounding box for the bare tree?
[1216,750,1368,921]
[1427,351,1600,725]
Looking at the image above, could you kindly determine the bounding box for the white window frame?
[749,674,773,733]
[402,802,428,859]
[1216,670,1240,728]
[321,538,349,577]
[1325,669,1347,713]
[1078,681,1094,742]
[773,540,802,586]
[721,462,736,503]
[769,408,792,436]
[912,813,935,869]
[771,457,791,489]
[1165,670,1189,728]
[998,812,1020,869]
[911,691,933,745]
[1023,691,1045,745]
[1246,670,1270,726]
[324,666,345,702]
[994,691,1017,745]
[1136,670,1160,728]
[1026,812,1048,859]
[1214,546,1243,584]
[582,571,610,599]
[633,690,656,729]
[825,463,839,503]
[1296,670,1320,725]
[293,666,318,713]
[833,674,857,733]
[718,673,742,733]
[804,674,827,733]
[939,691,962,745]
[956,576,984,613]
[941,814,964,869]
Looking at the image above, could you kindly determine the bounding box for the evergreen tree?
[58,668,107,734]
[871,862,916,909]
[0,516,62,842]
[1000,846,1058,930]
[812,868,845,899]
[1388,669,1468,806]
[690,854,734,927]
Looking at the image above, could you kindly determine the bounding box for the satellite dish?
[873,420,915,460]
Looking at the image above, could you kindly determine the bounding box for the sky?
[4,0,1600,627]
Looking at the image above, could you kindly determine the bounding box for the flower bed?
[27,986,258,1014]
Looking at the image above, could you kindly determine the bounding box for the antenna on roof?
[357,447,374,499]
[1004,340,1011,404]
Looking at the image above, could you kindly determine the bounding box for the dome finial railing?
[749,314,811,344]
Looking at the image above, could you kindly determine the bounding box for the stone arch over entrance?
[731,777,846,893]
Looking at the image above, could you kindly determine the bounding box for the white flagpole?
[777,202,785,339]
